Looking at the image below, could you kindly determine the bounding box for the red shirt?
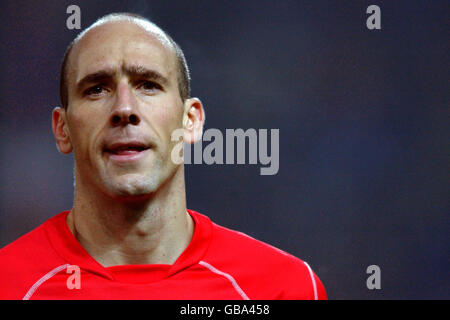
[0,209,326,300]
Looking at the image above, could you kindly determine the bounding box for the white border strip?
[23,264,70,300]
[303,261,318,300]
[199,261,250,300]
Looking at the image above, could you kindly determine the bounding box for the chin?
[101,173,158,199]
[99,162,179,201]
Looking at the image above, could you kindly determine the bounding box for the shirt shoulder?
[0,213,67,299]
[201,219,326,300]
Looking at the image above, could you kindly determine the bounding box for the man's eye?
[139,81,161,92]
[84,85,105,96]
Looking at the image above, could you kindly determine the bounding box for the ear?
[52,107,73,154]
[182,98,205,144]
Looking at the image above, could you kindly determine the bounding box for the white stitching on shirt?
[303,261,318,300]
[23,264,70,300]
[198,261,250,300]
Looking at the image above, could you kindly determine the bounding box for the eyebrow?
[76,64,169,92]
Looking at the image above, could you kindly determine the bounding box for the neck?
[67,166,193,267]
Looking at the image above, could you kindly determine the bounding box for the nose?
[110,83,140,126]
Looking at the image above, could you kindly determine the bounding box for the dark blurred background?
[0,0,448,299]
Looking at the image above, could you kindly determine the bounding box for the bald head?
[60,13,190,109]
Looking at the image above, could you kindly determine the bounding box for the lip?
[105,148,151,163]
[103,141,152,164]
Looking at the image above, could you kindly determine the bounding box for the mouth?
[104,142,152,162]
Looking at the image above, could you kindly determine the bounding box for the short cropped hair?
[59,13,191,109]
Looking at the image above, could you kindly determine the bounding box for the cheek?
[67,108,103,155]
[153,102,184,136]
[149,104,184,161]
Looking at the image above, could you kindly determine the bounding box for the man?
[0,13,326,300]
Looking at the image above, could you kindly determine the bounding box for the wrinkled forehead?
[67,18,177,84]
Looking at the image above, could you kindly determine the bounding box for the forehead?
[68,21,177,84]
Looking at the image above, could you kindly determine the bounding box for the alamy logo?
[366,5,381,30]
[171,128,279,176]
[66,5,81,30]
[66,265,81,290]
[366,265,381,290]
